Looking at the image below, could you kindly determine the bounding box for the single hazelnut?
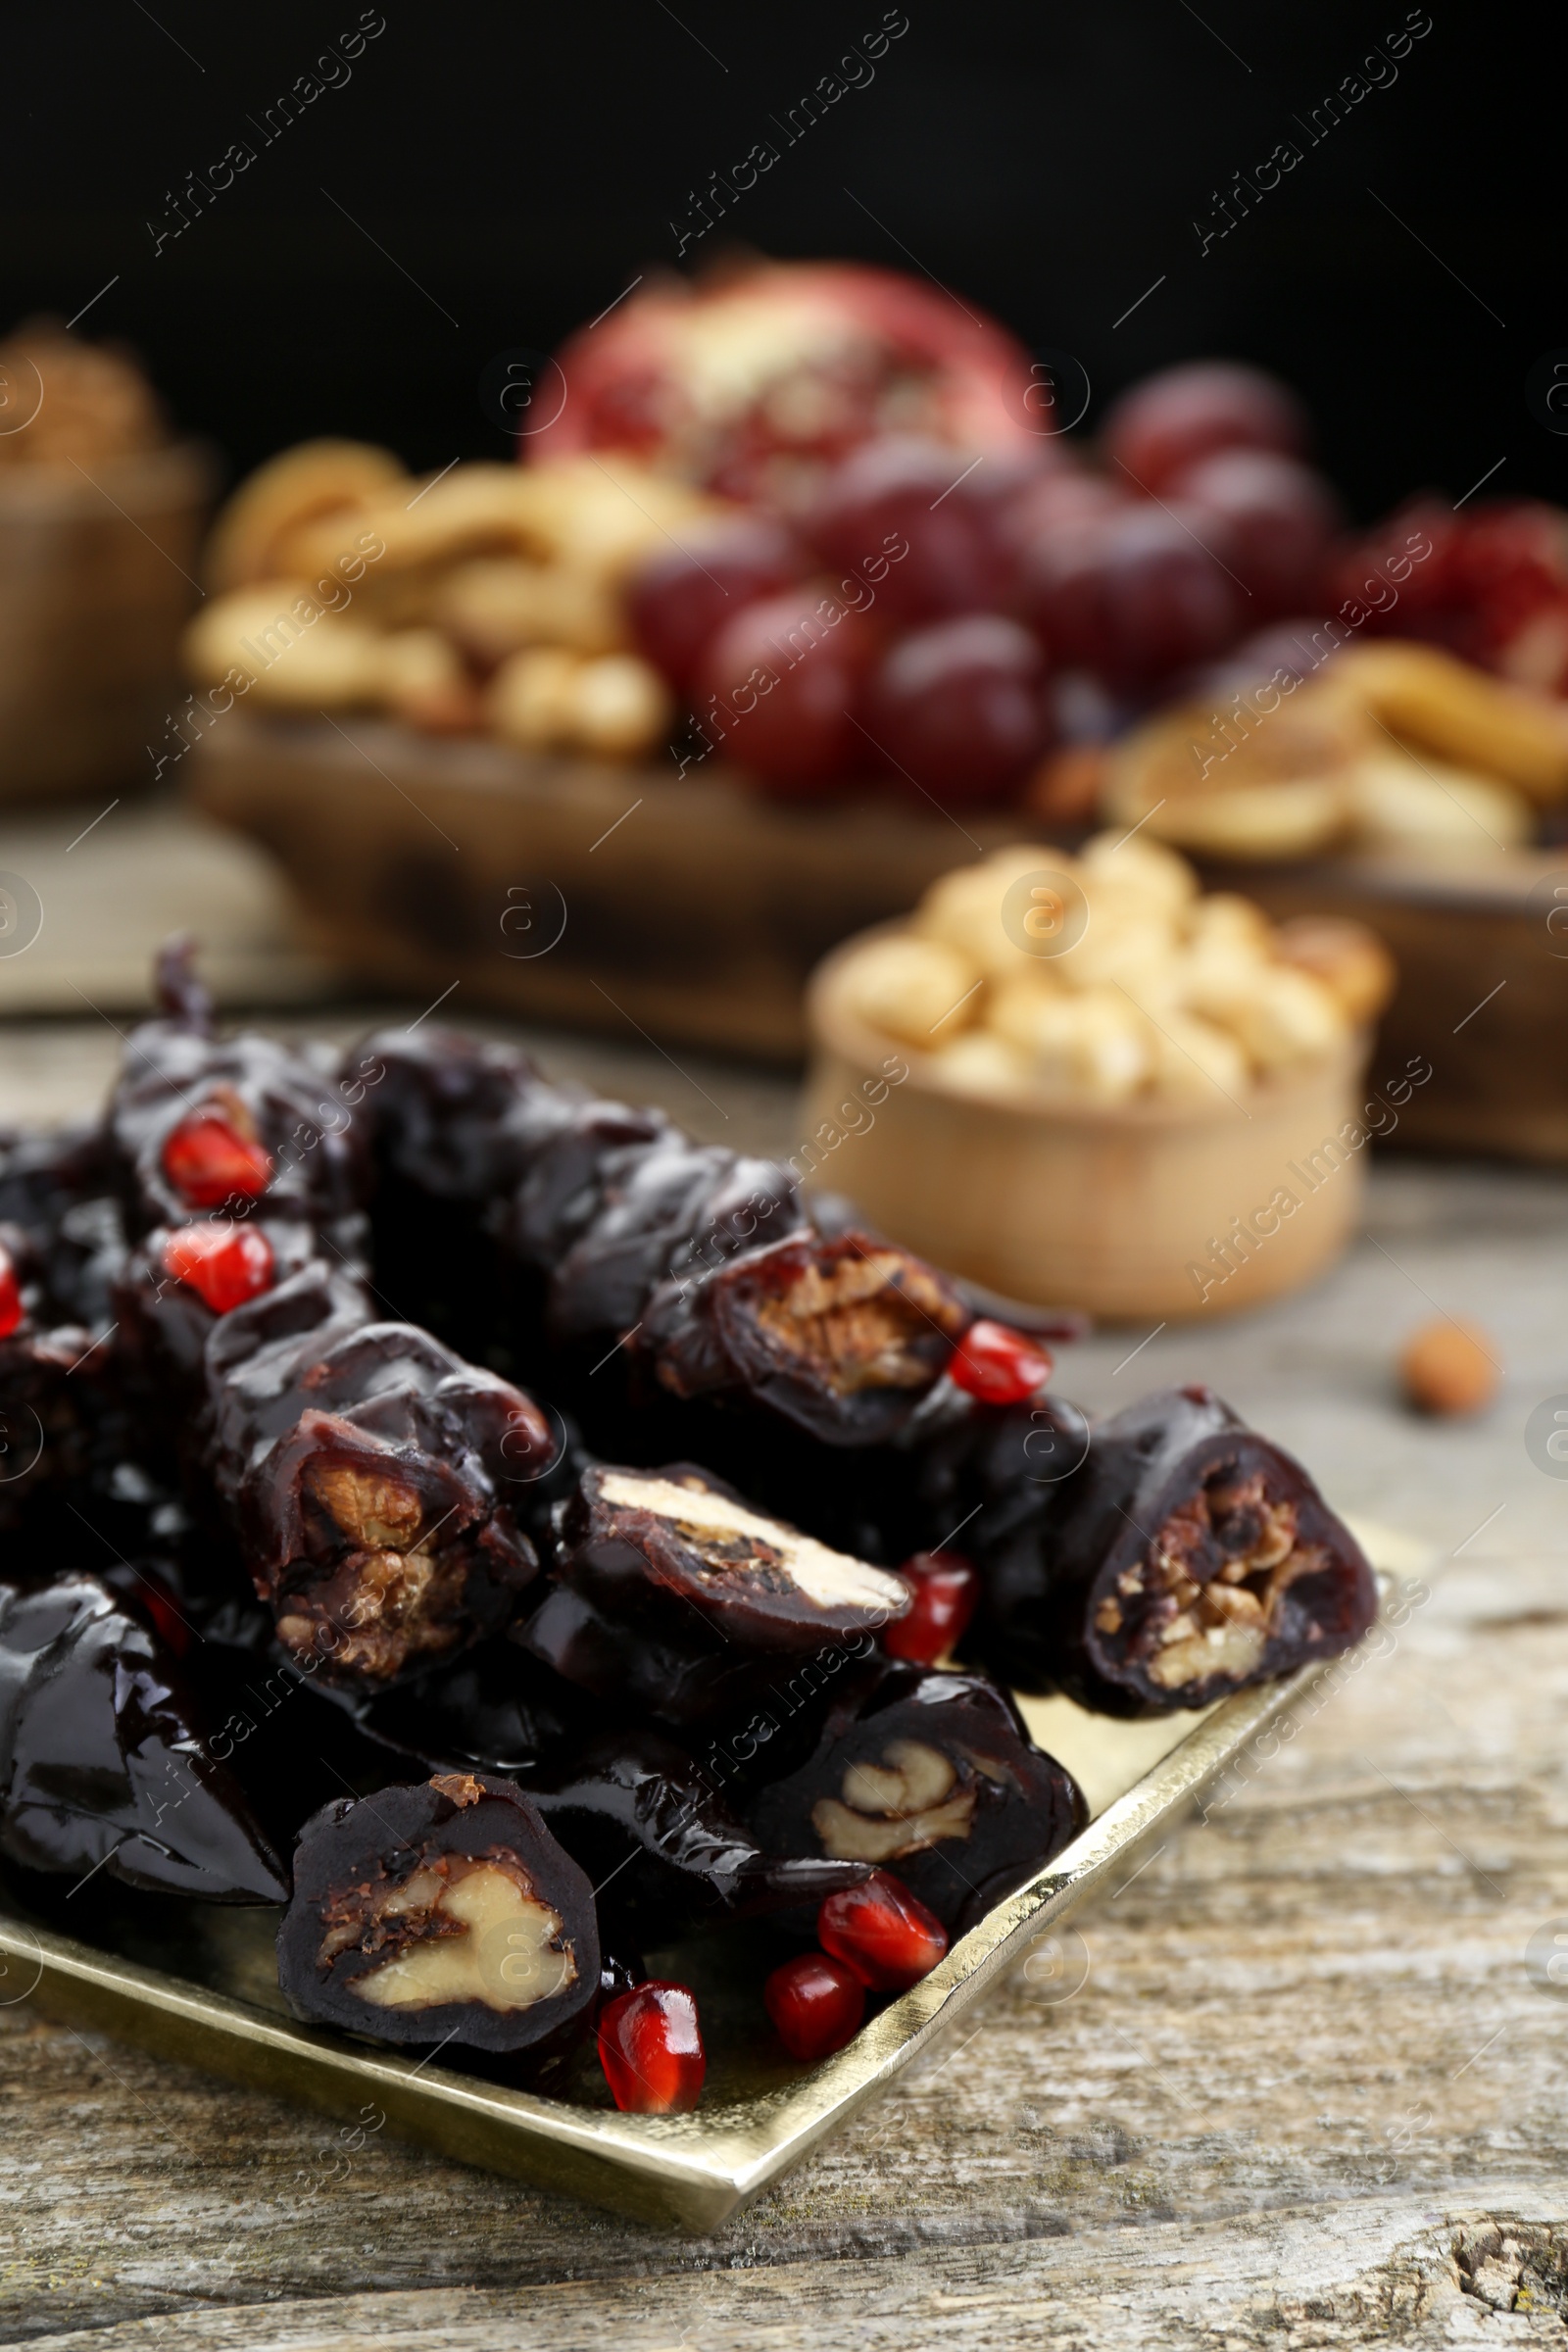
[1399,1320,1499,1417]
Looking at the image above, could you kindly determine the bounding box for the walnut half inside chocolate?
[278,1772,599,2056]
[647,1231,970,1443]
[749,1663,1085,1934]
[1026,1386,1378,1717]
[1099,1468,1326,1693]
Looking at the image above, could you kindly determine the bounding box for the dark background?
[1,1,1556,518]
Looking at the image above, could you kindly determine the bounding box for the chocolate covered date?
[354,1638,594,1773]
[208,1279,552,1684]
[278,1771,599,2058]
[749,1659,1084,1936]
[359,1024,970,1452]
[105,938,373,1248]
[0,1221,116,1526]
[202,1267,554,1684]
[972,1385,1378,1714]
[552,1461,910,1651]
[0,1575,288,1901]
[519,1459,908,1731]
[522,1731,871,1942]
[521,1463,910,1729]
[642,1231,970,1446]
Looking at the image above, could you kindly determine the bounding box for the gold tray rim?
[0,1523,1418,2233]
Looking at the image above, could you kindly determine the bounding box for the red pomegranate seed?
[817,1871,949,1992]
[597,1980,706,2113]
[162,1106,273,1207]
[0,1244,24,1340]
[162,1221,275,1313]
[883,1549,981,1666]
[948,1318,1053,1404]
[763,1951,865,2063]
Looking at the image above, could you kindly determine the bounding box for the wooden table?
[4,1013,1567,2350]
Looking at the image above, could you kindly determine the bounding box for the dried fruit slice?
[1102,696,1368,859]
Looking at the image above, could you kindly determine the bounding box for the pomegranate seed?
[0,1245,24,1340]
[162,1221,275,1313]
[817,1871,949,1992]
[948,1318,1053,1405]
[597,1980,706,2113]
[883,1549,981,1666]
[162,1106,273,1207]
[763,1952,865,2063]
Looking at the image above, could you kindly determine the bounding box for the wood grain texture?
[2,1031,1566,2348]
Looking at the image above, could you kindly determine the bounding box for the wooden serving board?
[189,716,1568,1160]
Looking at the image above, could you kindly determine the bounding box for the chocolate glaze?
[0,1574,288,1901]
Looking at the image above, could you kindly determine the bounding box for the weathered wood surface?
[3,1021,1567,2349]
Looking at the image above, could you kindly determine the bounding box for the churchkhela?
[521,1461,913,1727]
[0,1573,288,1901]
[748,1658,1085,1935]
[0,945,1380,2112]
[964,1385,1378,1716]
[103,936,374,1253]
[277,1771,600,2062]
[197,1261,557,1684]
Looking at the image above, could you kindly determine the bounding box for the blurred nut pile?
[833,832,1395,1109]
[184,440,715,760]
[0,319,167,467]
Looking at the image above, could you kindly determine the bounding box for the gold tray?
[0,1521,1418,2232]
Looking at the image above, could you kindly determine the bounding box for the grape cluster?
[627,362,1344,801]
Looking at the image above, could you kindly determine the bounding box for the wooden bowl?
[804,928,1373,1323]
[189,716,1568,1164]
[0,443,214,802]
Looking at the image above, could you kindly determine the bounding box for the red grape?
[1169,449,1340,617]
[859,613,1050,798]
[694,585,879,790]
[625,516,804,693]
[804,436,1013,624]
[1102,362,1308,494]
[1021,504,1242,689]
[1004,465,1131,548]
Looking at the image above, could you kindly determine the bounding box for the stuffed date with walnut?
[522,1461,911,1726]
[277,1770,600,2061]
[749,1657,1084,1935]
[966,1384,1377,1715]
